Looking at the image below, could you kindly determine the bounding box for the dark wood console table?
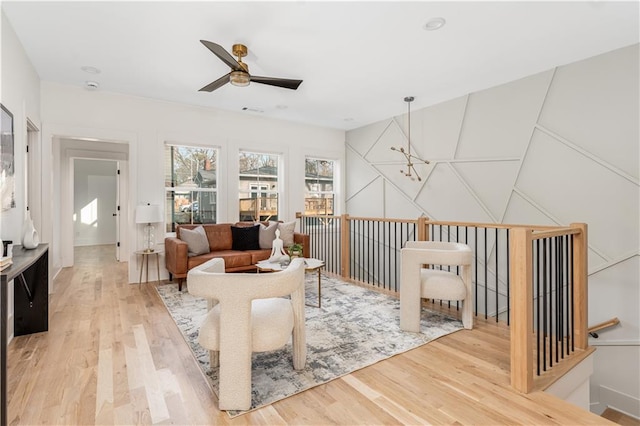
[0,244,48,426]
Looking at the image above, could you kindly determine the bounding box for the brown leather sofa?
[165,223,310,291]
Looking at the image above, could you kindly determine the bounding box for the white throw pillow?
[180,226,210,256]
[278,221,296,247]
[258,221,278,249]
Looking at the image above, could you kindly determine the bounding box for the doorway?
[73,159,120,259]
[57,138,129,267]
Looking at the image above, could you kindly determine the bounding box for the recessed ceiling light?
[81,66,101,74]
[423,17,446,31]
[275,105,288,110]
[343,118,354,122]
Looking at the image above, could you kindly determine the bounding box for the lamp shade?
[135,204,162,224]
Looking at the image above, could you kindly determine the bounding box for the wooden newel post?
[571,222,588,350]
[509,227,533,393]
[341,214,350,279]
[417,216,428,241]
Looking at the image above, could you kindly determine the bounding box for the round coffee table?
[256,258,325,308]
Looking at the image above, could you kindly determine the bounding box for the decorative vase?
[22,212,39,249]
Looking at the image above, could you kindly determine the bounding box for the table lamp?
[135,204,162,253]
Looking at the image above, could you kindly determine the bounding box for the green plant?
[288,243,303,257]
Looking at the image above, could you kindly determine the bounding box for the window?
[165,144,218,232]
[239,151,279,221]
[305,158,334,215]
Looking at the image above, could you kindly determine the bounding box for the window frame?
[164,143,219,233]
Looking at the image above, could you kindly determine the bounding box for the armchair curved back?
[404,241,472,266]
[188,257,306,303]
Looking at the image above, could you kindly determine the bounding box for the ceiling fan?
[199,40,303,92]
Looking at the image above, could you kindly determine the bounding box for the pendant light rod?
[390,96,430,182]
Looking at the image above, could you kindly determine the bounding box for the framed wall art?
[1,104,16,211]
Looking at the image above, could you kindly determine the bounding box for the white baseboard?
[592,385,640,419]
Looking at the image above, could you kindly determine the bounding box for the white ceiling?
[2,1,639,131]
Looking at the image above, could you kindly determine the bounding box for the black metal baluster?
[547,238,553,369]
[475,227,478,315]
[484,227,488,320]
[536,239,541,376]
[495,227,499,322]
[543,238,548,371]
[507,228,510,326]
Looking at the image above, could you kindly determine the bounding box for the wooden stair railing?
[588,317,620,338]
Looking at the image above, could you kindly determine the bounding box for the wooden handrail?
[531,227,581,240]
[588,317,620,337]
[425,219,561,230]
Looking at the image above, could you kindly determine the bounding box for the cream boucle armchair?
[187,257,307,411]
[400,241,474,331]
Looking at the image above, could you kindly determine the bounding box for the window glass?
[165,145,218,232]
[305,158,334,215]
[239,151,279,221]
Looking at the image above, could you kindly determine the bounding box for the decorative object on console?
[135,203,162,253]
[21,212,39,249]
[390,96,430,181]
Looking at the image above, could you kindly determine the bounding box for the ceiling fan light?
[230,70,250,87]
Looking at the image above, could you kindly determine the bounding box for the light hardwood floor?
[7,245,613,425]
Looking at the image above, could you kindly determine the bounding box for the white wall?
[0,11,42,341]
[73,159,117,246]
[345,44,640,416]
[0,12,41,245]
[40,82,345,282]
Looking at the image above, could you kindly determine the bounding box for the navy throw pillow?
[231,225,261,251]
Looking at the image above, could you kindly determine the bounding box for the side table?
[135,250,162,284]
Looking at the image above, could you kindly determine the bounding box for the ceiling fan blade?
[199,73,231,92]
[250,76,303,90]
[200,40,243,72]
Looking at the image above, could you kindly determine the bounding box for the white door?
[115,162,121,261]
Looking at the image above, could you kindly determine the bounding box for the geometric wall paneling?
[517,128,639,259]
[345,176,385,218]
[414,163,494,223]
[345,119,391,157]
[502,191,559,228]
[588,256,640,343]
[588,248,613,275]
[374,162,434,201]
[538,44,640,179]
[364,118,424,163]
[345,146,381,200]
[423,95,468,160]
[452,159,521,221]
[383,180,425,220]
[455,69,554,159]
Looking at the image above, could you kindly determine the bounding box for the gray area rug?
[155,273,463,416]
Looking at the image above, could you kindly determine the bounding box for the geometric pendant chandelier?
[390,96,430,181]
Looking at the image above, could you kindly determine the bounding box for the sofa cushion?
[231,225,261,251]
[258,221,278,249]
[247,249,272,264]
[278,221,296,247]
[180,226,211,256]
